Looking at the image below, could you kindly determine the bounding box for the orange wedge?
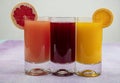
[92,8,113,28]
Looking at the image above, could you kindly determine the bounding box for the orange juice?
[76,22,102,64]
[24,20,50,63]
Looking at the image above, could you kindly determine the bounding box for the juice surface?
[24,20,50,63]
[76,22,102,64]
[50,22,75,63]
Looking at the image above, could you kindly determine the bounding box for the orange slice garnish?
[92,8,113,28]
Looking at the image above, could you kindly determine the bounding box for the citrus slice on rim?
[92,8,113,28]
[11,2,38,30]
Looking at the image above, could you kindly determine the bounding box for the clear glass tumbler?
[50,17,76,76]
[24,17,50,76]
[75,17,103,77]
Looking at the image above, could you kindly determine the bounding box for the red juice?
[50,22,75,63]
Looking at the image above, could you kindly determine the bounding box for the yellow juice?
[76,22,102,64]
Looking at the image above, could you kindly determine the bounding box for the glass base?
[25,61,50,76]
[50,62,75,76]
[75,62,101,77]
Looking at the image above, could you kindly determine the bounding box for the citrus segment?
[92,8,113,28]
[11,2,38,29]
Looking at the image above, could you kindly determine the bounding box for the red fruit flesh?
[11,3,37,29]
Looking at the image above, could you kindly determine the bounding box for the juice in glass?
[76,17,102,77]
[24,17,50,76]
[50,17,75,76]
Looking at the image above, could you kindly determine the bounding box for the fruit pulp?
[92,8,113,28]
[24,20,50,63]
[76,22,102,64]
[50,22,75,63]
[11,2,37,29]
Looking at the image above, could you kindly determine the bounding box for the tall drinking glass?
[24,17,50,76]
[76,17,102,77]
[50,17,75,76]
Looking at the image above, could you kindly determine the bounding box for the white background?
[0,0,120,43]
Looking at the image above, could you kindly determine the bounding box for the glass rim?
[50,17,76,22]
[23,16,50,21]
[38,16,50,21]
[76,17,92,22]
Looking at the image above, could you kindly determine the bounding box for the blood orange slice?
[92,8,113,28]
[11,2,38,29]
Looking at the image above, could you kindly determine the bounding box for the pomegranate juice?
[50,22,75,63]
